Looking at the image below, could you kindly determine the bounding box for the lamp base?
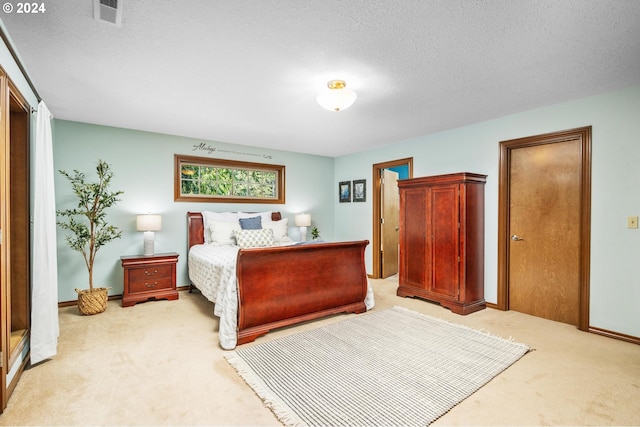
[299,226,307,242]
[143,231,155,256]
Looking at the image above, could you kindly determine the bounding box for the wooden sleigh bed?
[187,211,371,347]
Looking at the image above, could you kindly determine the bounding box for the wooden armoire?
[397,172,486,315]
[0,66,31,412]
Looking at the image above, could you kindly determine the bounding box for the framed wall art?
[353,179,366,202]
[339,181,351,203]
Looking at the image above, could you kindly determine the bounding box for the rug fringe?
[224,352,306,427]
[391,305,533,352]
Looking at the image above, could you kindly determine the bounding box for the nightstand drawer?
[129,265,172,282]
[129,276,173,293]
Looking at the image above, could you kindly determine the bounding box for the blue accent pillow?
[239,216,262,230]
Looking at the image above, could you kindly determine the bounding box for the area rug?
[225,306,531,426]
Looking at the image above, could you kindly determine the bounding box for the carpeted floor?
[0,278,639,426]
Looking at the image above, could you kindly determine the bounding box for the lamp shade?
[294,213,311,227]
[136,214,162,232]
[316,80,357,112]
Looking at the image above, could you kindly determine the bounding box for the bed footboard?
[235,240,369,345]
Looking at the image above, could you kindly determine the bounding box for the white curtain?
[30,100,59,365]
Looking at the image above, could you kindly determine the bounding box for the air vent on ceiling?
[93,0,123,26]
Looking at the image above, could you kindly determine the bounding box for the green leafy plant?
[311,226,320,240]
[57,159,124,291]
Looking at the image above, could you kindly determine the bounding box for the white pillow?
[263,218,289,242]
[234,228,275,248]
[209,221,241,245]
[202,211,240,243]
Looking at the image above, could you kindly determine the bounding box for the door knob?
[511,235,524,241]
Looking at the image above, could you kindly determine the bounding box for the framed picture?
[353,179,366,202]
[339,181,351,203]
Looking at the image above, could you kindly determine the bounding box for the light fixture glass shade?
[294,213,311,227]
[136,214,162,231]
[316,80,357,112]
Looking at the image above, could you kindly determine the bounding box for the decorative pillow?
[238,211,273,224]
[263,218,289,242]
[239,216,262,230]
[202,211,240,243]
[209,221,241,245]
[234,228,275,248]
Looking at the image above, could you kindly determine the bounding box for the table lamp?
[136,214,162,256]
[295,213,311,242]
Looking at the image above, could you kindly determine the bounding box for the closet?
[397,172,486,315]
[0,67,31,412]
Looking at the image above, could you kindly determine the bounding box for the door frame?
[371,157,413,279]
[0,68,31,412]
[497,126,592,331]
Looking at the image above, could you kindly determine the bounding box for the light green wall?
[5,24,638,338]
[53,120,334,302]
[334,84,640,337]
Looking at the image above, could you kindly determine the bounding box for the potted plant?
[311,226,320,240]
[57,159,124,315]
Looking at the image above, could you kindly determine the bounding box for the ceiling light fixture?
[93,0,124,26]
[316,80,357,112]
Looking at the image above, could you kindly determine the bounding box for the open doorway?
[372,158,413,279]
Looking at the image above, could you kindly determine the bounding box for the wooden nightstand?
[120,252,179,307]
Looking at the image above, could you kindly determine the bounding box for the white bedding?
[188,243,375,350]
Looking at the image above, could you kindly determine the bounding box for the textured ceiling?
[2,0,640,157]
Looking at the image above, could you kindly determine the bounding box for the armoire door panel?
[430,184,460,299]
[399,187,427,289]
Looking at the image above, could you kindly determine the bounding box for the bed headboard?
[187,211,282,249]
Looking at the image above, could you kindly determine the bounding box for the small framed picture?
[339,181,351,203]
[353,179,366,202]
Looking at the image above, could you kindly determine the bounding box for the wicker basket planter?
[76,287,109,315]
